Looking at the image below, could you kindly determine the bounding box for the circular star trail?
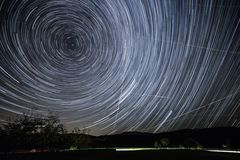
[1,0,240,135]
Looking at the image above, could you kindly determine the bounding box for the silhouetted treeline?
[0,113,93,153]
[0,113,239,153]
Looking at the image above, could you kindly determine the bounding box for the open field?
[1,149,240,160]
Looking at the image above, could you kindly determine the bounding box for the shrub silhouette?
[154,138,170,148]
[183,138,202,149]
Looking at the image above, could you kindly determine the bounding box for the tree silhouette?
[0,112,67,152]
[3,113,44,136]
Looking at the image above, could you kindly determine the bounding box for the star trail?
[0,0,240,135]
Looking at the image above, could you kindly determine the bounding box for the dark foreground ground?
[1,149,240,160]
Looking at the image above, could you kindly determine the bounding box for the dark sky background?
[0,0,240,136]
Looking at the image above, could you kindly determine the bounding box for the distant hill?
[1,127,239,153]
[93,127,240,149]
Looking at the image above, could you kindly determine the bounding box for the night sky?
[0,0,240,135]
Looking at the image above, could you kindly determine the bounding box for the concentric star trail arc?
[0,0,240,135]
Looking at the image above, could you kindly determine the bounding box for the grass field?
[1,149,240,160]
